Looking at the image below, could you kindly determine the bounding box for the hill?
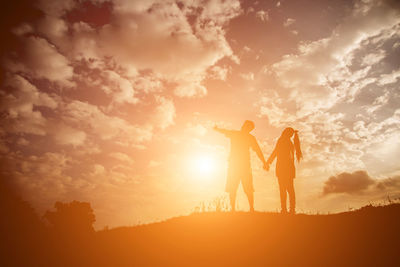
[89,204,400,266]
[2,198,400,266]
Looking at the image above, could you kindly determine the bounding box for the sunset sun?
[194,155,215,175]
[188,153,219,179]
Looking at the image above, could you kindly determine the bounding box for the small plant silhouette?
[193,195,230,213]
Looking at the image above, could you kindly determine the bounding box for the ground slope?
[87,204,400,267]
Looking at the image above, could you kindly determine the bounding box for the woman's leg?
[287,178,296,214]
[229,191,237,212]
[245,191,254,212]
[277,177,287,213]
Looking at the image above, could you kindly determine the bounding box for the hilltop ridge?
[90,204,400,266]
[2,201,399,266]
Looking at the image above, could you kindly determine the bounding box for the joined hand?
[263,162,270,171]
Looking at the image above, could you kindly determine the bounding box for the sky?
[0,0,399,229]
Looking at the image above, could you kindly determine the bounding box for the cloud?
[153,96,176,129]
[271,0,400,115]
[1,74,58,135]
[361,49,386,66]
[283,18,295,27]
[376,176,400,191]
[323,170,400,197]
[185,123,207,136]
[240,72,254,81]
[364,91,389,115]
[378,69,400,85]
[174,82,207,98]
[53,124,87,147]
[100,70,138,105]
[110,152,135,165]
[322,170,375,195]
[256,10,269,22]
[32,0,241,99]
[148,160,161,168]
[255,0,400,181]
[134,75,162,93]
[208,65,228,80]
[97,0,241,96]
[5,36,74,87]
[63,100,152,145]
[5,152,74,207]
[37,0,77,16]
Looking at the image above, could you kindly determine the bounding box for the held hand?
[213,125,221,132]
[263,162,270,171]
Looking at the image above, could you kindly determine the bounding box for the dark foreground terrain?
[93,205,400,267]
[2,199,400,266]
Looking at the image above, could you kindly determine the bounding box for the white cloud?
[153,96,176,129]
[283,18,295,27]
[240,72,255,81]
[53,124,87,147]
[93,0,240,97]
[365,91,390,115]
[134,75,163,93]
[208,65,228,80]
[101,70,138,105]
[272,0,400,115]
[6,37,74,87]
[256,10,269,22]
[110,152,135,165]
[174,82,207,98]
[185,123,207,136]
[12,23,34,36]
[23,0,242,100]
[64,100,153,145]
[38,0,76,16]
[1,75,58,135]
[361,49,386,66]
[378,69,400,85]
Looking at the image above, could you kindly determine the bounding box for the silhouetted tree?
[0,175,46,266]
[44,201,96,234]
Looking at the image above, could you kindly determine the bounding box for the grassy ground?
[86,204,400,266]
[2,202,400,266]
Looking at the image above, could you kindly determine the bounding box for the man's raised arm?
[213,126,234,137]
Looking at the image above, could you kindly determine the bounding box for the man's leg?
[229,191,237,212]
[278,177,287,213]
[287,179,296,214]
[245,191,254,212]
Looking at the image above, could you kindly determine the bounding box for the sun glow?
[189,154,218,178]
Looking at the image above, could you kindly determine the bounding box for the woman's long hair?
[280,127,303,163]
[293,130,302,163]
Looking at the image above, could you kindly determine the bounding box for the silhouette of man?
[214,120,268,212]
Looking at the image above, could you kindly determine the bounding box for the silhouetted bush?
[44,201,95,234]
[0,175,46,266]
[0,176,43,232]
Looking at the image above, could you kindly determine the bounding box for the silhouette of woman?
[266,128,302,214]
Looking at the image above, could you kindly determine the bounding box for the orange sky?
[1,0,400,228]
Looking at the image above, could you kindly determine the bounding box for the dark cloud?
[323,171,400,196]
[322,170,375,195]
[376,176,400,191]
